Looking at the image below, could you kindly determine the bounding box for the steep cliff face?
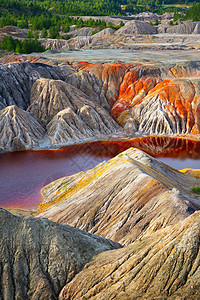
[60,211,200,300]
[110,64,162,119]
[28,78,94,126]
[0,105,45,151]
[38,148,200,245]
[166,21,200,34]
[77,62,127,105]
[0,208,121,300]
[40,36,92,51]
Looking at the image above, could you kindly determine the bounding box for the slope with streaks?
[60,211,200,300]
[0,208,121,300]
[0,105,45,151]
[38,148,200,245]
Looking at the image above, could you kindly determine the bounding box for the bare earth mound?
[0,209,121,300]
[0,105,45,151]
[60,211,200,300]
[38,148,200,245]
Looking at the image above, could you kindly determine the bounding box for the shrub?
[192,186,200,194]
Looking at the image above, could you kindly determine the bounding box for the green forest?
[0,0,200,53]
[0,0,199,33]
[0,35,45,53]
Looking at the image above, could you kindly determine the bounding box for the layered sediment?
[1,17,200,300]
[0,208,120,299]
[33,148,200,299]
[60,211,200,300]
[0,105,45,151]
[38,148,200,245]
[1,147,200,298]
[78,61,200,136]
[0,61,200,151]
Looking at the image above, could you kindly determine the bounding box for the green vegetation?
[0,0,196,33]
[169,20,178,25]
[0,0,198,47]
[186,2,200,21]
[192,185,200,194]
[41,27,48,38]
[0,35,46,53]
[61,182,68,192]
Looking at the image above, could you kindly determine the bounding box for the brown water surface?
[1,137,200,209]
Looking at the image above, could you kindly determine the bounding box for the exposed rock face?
[40,38,72,51]
[28,77,118,130]
[131,11,160,22]
[28,78,91,126]
[77,62,170,107]
[0,105,45,151]
[92,28,115,38]
[60,211,200,300]
[0,26,27,40]
[1,60,200,151]
[40,36,92,50]
[166,21,200,34]
[115,20,157,35]
[0,208,121,300]
[0,62,67,110]
[69,26,93,37]
[118,78,200,135]
[65,68,110,111]
[110,63,163,120]
[0,61,126,151]
[78,61,200,136]
[27,78,119,145]
[46,108,94,144]
[77,62,137,105]
[47,105,118,145]
[40,30,200,50]
[38,148,200,245]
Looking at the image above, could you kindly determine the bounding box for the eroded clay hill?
[59,211,200,300]
[0,62,120,151]
[34,148,200,299]
[78,61,200,136]
[0,208,120,300]
[1,60,200,151]
[38,148,200,245]
[0,105,45,151]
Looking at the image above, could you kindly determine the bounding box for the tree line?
[0,0,199,38]
[0,35,46,53]
[0,0,196,31]
[186,2,200,21]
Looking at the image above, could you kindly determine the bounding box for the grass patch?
[192,185,200,194]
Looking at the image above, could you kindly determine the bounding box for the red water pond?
[1,137,200,209]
